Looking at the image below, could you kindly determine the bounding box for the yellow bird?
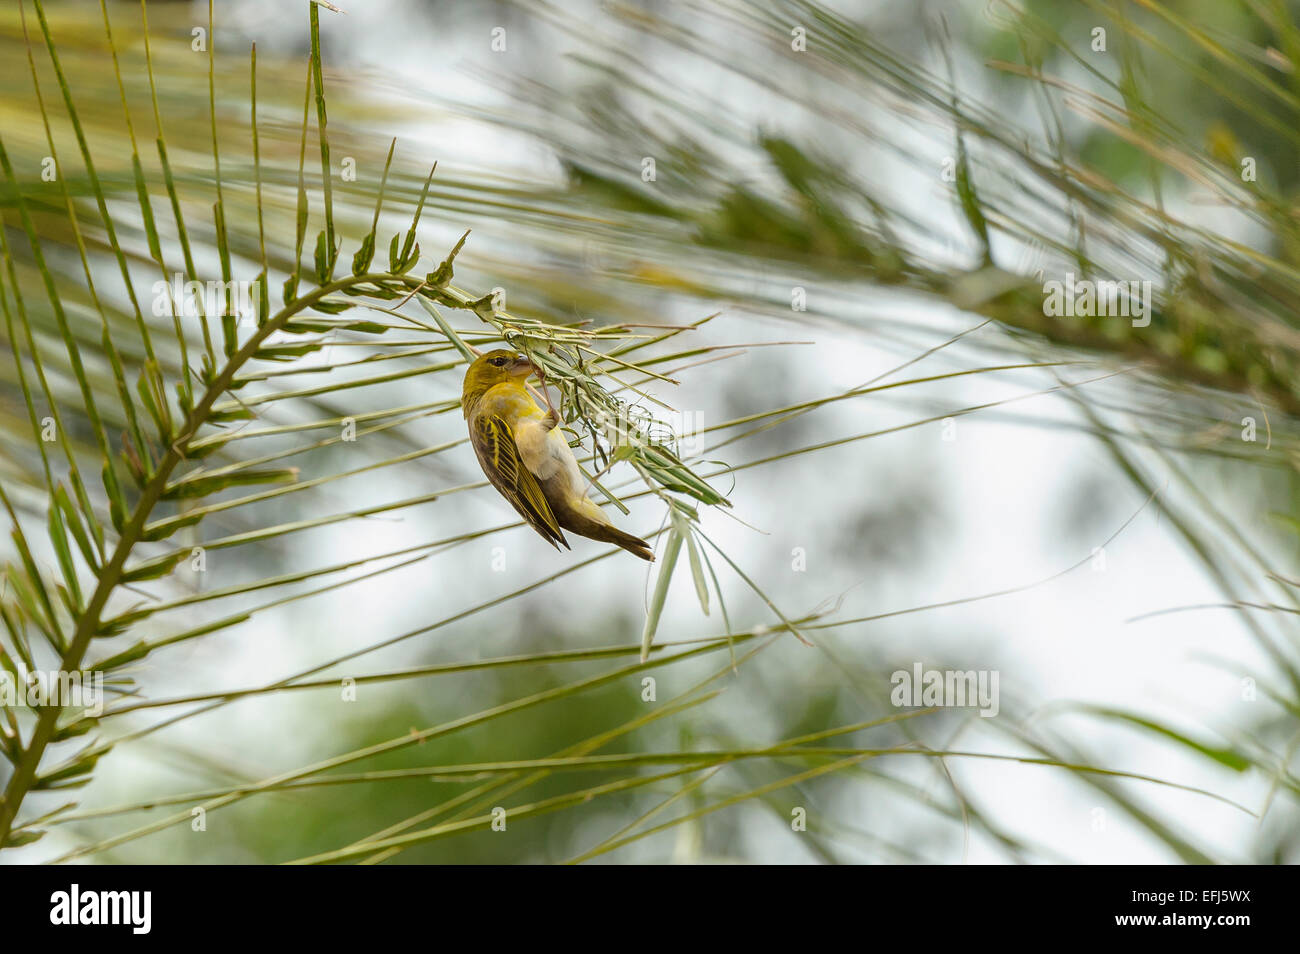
[462,350,654,561]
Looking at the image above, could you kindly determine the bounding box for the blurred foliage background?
[0,0,1297,863]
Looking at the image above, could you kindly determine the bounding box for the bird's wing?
[470,411,568,550]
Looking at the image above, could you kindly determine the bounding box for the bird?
[462,349,655,561]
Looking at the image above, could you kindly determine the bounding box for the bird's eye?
[490,357,506,367]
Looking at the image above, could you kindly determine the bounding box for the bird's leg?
[533,367,562,430]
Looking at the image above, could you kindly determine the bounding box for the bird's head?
[462,349,536,405]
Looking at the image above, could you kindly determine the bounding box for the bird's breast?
[515,420,583,488]
[477,384,542,421]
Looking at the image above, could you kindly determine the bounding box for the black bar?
[1,864,1284,940]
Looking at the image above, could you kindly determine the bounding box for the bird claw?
[534,371,562,428]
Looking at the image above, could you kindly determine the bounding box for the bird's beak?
[508,355,536,378]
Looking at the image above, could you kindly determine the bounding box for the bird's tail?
[601,525,656,562]
[561,510,655,561]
